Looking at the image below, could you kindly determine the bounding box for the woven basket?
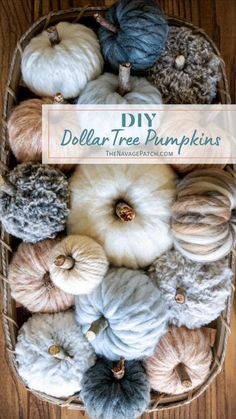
[1,6,234,412]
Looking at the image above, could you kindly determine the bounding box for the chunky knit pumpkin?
[68,164,176,268]
[75,268,169,360]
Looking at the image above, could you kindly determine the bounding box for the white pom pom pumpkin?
[21,22,104,98]
[15,311,96,398]
[68,164,176,268]
[49,235,109,295]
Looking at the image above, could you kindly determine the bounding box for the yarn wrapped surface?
[144,326,212,395]
[8,239,74,313]
[81,358,150,419]
[98,0,168,72]
[68,164,176,268]
[171,168,236,262]
[21,22,103,98]
[75,267,169,360]
[49,235,109,295]
[0,162,69,242]
[147,26,222,104]
[149,250,232,328]
[15,311,96,398]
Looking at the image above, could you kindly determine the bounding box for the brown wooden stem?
[175,288,186,304]
[47,26,60,46]
[94,13,118,33]
[54,255,75,270]
[53,93,65,104]
[117,63,131,96]
[48,344,73,360]
[175,55,185,70]
[175,363,192,388]
[112,357,125,380]
[86,317,109,342]
[0,175,16,197]
[116,201,135,222]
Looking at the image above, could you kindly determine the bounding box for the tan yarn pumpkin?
[144,326,212,395]
[172,164,226,174]
[49,235,109,295]
[7,96,74,173]
[8,239,74,313]
[172,168,236,262]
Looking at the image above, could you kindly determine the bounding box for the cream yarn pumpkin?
[144,326,212,395]
[68,164,176,268]
[21,22,104,98]
[49,235,109,295]
[172,168,236,262]
[15,311,96,398]
[8,239,74,313]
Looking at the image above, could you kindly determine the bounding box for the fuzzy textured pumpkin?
[21,22,103,98]
[149,250,232,329]
[81,357,150,419]
[172,164,226,174]
[8,239,74,313]
[144,326,212,395]
[147,26,222,104]
[15,311,96,398]
[49,235,109,295]
[7,95,74,172]
[96,0,168,72]
[75,268,169,361]
[0,162,69,242]
[68,164,176,268]
[172,168,236,262]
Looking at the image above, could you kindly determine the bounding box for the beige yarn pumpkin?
[144,326,212,395]
[8,239,74,313]
[172,168,236,262]
[49,235,109,295]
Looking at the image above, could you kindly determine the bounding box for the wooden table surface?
[0,1,236,418]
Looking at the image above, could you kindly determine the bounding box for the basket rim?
[0,5,233,413]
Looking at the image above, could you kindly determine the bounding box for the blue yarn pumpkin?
[97,0,168,73]
[81,357,150,419]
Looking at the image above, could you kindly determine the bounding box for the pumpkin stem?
[48,344,73,360]
[94,13,118,33]
[53,93,65,104]
[54,255,75,270]
[175,55,185,70]
[117,63,132,96]
[116,201,135,222]
[86,317,109,342]
[175,363,192,388]
[47,26,60,46]
[112,357,125,380]
[175,288,186,304]
[0,175,16,197]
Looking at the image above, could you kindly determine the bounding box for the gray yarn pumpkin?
[0,162,69,242]
[75,268,169,360]
[98,0,168,73]
[149,250,233,329]
[147,26,222,104]
[81,357,150,419]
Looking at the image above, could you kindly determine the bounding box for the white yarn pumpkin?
[68,164,176,268]
[75,267,169,361]
[15,310,96,398]
[49,235,109,295]
[21,22,104,98]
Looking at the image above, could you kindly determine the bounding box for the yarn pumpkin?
[96,0,168,72]
[144,326,212,395]
[21,22,103,98]
[75,268,169,361]
[0,162,69,243]
[172,164,226,174]
[81,357,150,419]
[149,250,232,329]
[68,164,176,268]
[49,235,109,295]
[171,168,236,262]
[147,26,222,104]
[7,95,74,172]
[8,239,74,313]
[15,311,96,398]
